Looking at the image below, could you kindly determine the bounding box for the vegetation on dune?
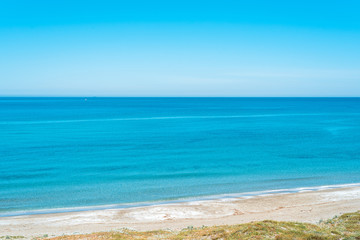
[3,211,360,240]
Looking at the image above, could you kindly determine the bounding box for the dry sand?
[1,186,360,239]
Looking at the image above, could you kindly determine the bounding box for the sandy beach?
[1,185,359,239]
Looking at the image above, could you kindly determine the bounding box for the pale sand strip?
[0,186,360,238]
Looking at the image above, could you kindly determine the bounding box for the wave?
[0,113,346,125]
[1,182,359,217]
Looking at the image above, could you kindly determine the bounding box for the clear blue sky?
[1,0,360,96]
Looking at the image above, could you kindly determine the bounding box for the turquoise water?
[1,97,360,216]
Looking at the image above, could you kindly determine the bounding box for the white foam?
[320,188,360,202]
[2,182,360,218]
[124,207,204,221]
[0,113,338,125]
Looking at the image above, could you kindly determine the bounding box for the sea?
[1,97,360,216]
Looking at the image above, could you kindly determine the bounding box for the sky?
[0,0,360,97]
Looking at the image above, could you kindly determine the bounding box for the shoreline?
[1,182,360,218]
[1,184,360,238]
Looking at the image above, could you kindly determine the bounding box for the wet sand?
[1,186,360,239]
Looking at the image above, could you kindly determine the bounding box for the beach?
[1,185,359,238]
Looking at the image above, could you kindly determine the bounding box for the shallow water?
[1,97,360,216]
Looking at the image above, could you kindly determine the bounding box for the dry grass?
[4,211,360,240]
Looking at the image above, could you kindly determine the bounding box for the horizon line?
[0,96,359,98]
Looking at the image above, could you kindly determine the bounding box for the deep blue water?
[1,97,360,216]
